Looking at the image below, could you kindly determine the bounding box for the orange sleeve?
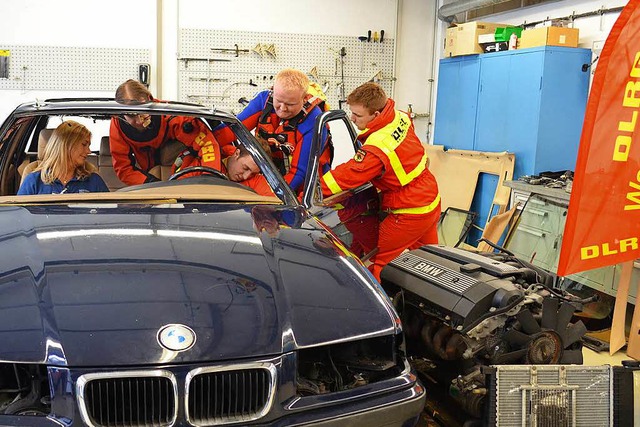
[240,174,275,197]
[213,106,263,149]
[320,149,384,196]
[169,117,222,171]
[109,119,148,186]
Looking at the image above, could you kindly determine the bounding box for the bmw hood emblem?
[157,324,196,352]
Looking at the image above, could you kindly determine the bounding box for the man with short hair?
[214,69,332,193]
[320,82,441,282]
[110,79,221,185]
[223,146,273,197]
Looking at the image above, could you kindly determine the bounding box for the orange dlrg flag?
[558,0,640,277]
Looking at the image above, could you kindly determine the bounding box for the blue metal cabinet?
[475,46,591,178]
[432,55,481,150]
[434,46,591,178]
[433,47,591,245]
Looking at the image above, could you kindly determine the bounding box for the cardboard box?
[444,21,508,57]
[519,27,579,49]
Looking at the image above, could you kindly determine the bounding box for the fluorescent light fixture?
[37,229,154,240]
[36,228,262,245]
[157,229,261,245]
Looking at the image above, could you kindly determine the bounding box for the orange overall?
[321,99,441,281]
[110,115,221,186]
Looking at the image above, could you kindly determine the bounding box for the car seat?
[148,139,189,181]
[20,128,55,185]
[98,136,126,191]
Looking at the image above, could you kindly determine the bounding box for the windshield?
[0,109,288,206]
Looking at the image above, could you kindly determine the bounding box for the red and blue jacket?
[215,90,331,193]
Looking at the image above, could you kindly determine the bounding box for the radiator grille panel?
[187,368,273,425]
[82,375,176,427]
[527,388,574,426]
[495,365,611,427]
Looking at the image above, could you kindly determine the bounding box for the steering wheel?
[168,166,228,181]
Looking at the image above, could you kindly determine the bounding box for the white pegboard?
[178,28,395,113]
[0,45,150,92]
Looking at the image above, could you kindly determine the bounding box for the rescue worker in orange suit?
[173,143,274,197]
[320,82,441,282]
[109,79,222,186]
[223,146,274,197]
[213,69,332,193]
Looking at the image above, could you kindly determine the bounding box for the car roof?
[11,98,237,121]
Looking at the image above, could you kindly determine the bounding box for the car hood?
[0,204,396,367]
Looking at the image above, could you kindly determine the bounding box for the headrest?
[37,129,55,160]
[100,136,111,155]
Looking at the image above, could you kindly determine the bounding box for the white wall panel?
[179,0,397,36]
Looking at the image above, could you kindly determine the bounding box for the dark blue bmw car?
[0,99,424,426]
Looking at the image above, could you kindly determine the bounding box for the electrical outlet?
[592,40,605,55]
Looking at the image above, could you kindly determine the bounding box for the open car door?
[301,109,374,251]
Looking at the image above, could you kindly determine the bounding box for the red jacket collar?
[358,98,396,141]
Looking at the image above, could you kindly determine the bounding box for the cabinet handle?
[528,208,548,217]
[529,198,547,206]
[519,226,546,238]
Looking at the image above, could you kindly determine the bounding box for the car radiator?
[486,365,612,427]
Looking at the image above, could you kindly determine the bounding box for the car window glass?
[329,118,359,167]
[43,115,109,152]
[3,110,283,202]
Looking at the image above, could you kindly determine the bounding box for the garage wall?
[0,0,400,120]
[0,0,158,122]
[0,0,631,146]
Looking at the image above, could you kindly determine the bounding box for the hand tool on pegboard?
[0,50,10,79]
[210,44,250,57]
[263,44,277,59]
[189,77,229,82]
[380,30,385,54]
[308,66,319,82]
[328,48,339,76]
[253,44,265,58]
[358,36,367,72]
[338,47,347,109]
[178,57,231,68]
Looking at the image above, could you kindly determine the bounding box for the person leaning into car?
[110,79,222,186]
[176,144,274,197]
[213,68,332,193]
[319,82,441,282]
[18,121,108,195]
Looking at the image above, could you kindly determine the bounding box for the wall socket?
[592,40,605,55]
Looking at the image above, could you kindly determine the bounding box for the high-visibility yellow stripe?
[389,193,441,215]
[323,171,343,194]
[365,111,426,186]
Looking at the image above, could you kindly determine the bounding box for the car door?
[301,110,374,250]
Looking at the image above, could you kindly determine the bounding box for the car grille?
[77,370,177,427]
[186,363,277,425]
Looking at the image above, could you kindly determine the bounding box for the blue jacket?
[18,171,109,195]
[213,90,328,193]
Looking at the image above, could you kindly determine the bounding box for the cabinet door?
[474,54,510,152]
[537,48,591,174]
[433,56,480,150]
[475,50,543,178]
[504,51,544,178]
